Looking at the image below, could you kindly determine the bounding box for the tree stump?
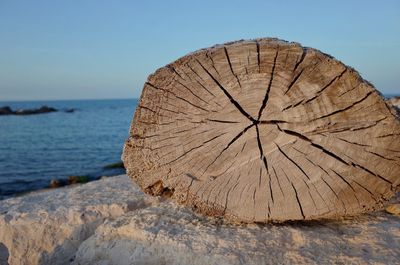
[123,38,400,222]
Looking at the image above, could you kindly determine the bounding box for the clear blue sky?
[0,0,399,101]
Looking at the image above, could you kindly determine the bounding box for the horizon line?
[0,97,139,103]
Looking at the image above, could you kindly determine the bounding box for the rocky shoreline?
[387,96,400,106]
[0,175,399,265]
[387,96,400,116]
[0,161,125,200]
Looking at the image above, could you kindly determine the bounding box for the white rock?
[0,175,159,265]
[72,201,400,265]
[1,175,399,265]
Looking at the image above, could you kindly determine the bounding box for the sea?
[0,94,398,200]
[0,99,137,200]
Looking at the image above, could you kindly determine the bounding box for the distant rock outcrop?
[14,105,57,115]
[387,96,400,107]
[387,96,400,117]
[0,105,76,116]
[0,105,57,116]
[0,106,13,115]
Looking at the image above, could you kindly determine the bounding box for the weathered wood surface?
[123,38,400,222]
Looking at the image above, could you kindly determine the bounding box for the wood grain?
[123,38,400,222]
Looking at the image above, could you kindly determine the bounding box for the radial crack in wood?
[123,38,400,223]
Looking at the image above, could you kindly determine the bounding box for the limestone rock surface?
[73,199,400,265]
[0,175,159,265]
[0,175,399,265]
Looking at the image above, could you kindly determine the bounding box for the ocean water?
[0,99,137,199]
[0,94,397,200]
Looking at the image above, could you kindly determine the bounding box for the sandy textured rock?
[123,38,400,223]
[1,175,399,265]
[74,197,400,265]
[0,175,159,265]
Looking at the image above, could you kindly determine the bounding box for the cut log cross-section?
[123,38,400,222]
